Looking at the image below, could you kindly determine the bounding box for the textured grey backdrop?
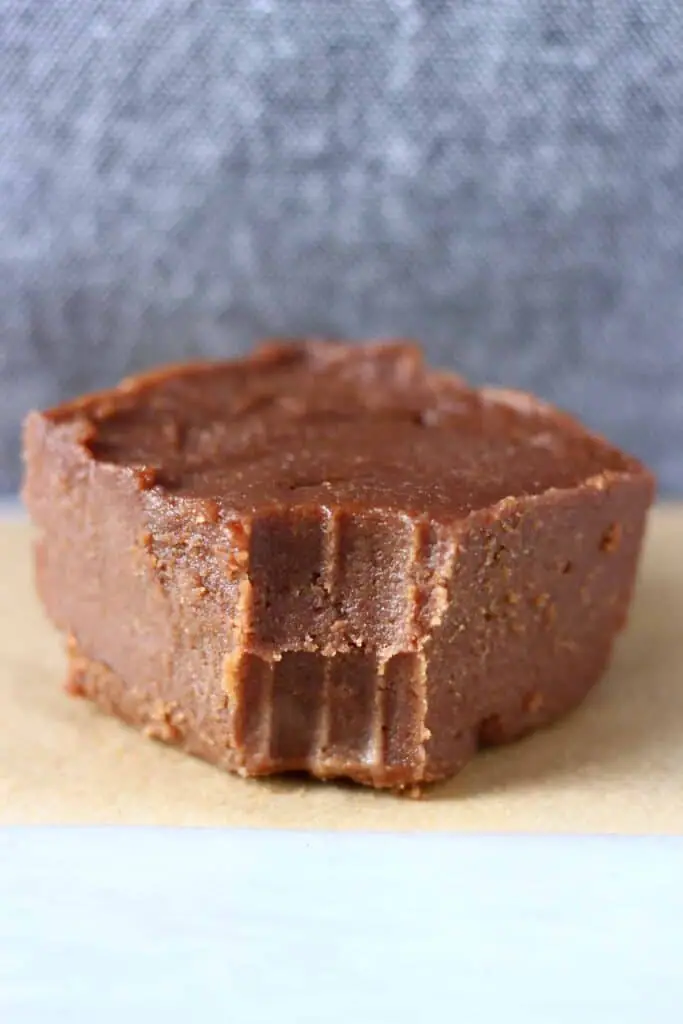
[1,0,683,493]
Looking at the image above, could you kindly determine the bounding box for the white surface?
[1,830,682,1022]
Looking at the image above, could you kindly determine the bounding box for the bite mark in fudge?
[23,341,655,788]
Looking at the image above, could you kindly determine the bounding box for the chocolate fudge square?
[23,341,654,788]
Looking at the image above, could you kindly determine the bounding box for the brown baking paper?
[1,508,682,832]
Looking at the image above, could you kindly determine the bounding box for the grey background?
[1,0,682,494]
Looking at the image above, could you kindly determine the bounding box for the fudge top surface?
[35,340,645,521]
